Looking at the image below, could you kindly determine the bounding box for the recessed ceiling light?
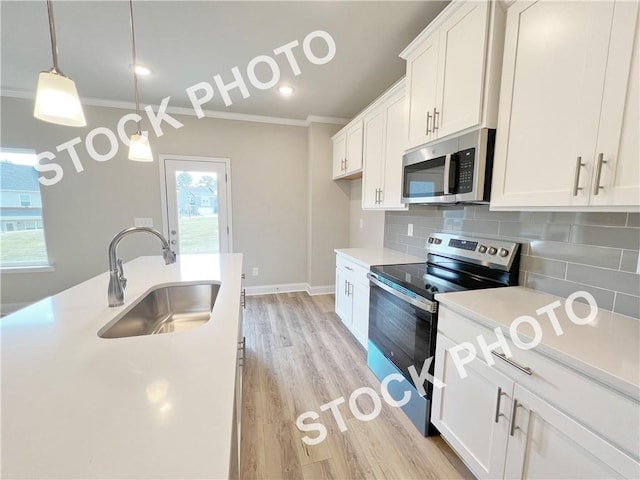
[130,64,152,76]
[278,85,295,96]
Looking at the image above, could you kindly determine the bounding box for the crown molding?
[305,115,350,126]
[1,88,314,127]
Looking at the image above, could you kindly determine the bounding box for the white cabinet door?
[406,33,439,149]
[432,334,513,479]
[492,0,615,208]
[335,267,351,327]
[332,132,346,179]
[362,109,385,209]
[504,384,640,480]
[435,1,489,139]
[345,121,364,175]
[590,4,640,207]
[350,277,370,349]
[380,93,407,210]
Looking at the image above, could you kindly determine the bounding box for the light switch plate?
[134,217,153,228]
[359,219,364,229]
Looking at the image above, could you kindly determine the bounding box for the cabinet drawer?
[438,306,640,461]
[336,255,369,282]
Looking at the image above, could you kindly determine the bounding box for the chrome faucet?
[107,227,177,307]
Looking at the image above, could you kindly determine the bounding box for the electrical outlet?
[252,267,259,276]
[359,218,364,229]
[134,217,153,227]
[407,223,413,236]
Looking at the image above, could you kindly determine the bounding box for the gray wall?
[349,179,385,248]
[385,205,640,319]
[307,121,349,289]
[1,96,339,308]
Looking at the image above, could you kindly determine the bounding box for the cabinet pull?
[238,336,246,366]
[572,156,586,196]
[593,153,607,196]
[344,266,354,271]
[240,288,246,309]
[509,398,519,436]
[376,188,380,204]
[491,351,532,375]
[344,280,349,296]
[494,387,505,423]
[426,111,432,134]
[344,158,348,171]
[432,108,439,131]
[378,188,383,204]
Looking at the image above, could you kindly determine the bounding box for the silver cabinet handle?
[510,398,519,436]
[426,111,432,135]
[238,336,246,366]
[344,265,354,271]
[378,188,383,204]
[344,158,348,171]
[433,108,439,131]
[491,351,532,375]
[240,288,246,309]
[344,279,348,296]
[593,153,607,196]
[376,188,380,204]
[572,156,586,196]
[494,387,504,423]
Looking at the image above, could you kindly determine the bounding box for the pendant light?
[34,0,86,127]
[127,0,153,162]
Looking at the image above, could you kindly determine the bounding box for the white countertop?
[436,286,640,397]
[1,254,243,479]
[335,247,424,269]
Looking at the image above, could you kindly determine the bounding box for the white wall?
[0,96,320,306]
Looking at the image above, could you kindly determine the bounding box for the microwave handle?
[443,154,452,195]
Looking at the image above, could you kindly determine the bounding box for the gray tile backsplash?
[385,205,640,319]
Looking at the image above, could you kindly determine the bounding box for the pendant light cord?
[129,0,142,134]
[46,0,62,75]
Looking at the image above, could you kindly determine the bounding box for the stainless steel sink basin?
[98,282,220,339]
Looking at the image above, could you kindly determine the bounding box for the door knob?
[171,240,176,245]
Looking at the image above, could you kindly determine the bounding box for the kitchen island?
[1,254,243,479]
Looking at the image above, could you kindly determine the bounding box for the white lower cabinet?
[335,254,369,349]
[433,307,640,480]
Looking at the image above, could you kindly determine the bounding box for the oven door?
[402,152,458,204]
[367,273,438,391]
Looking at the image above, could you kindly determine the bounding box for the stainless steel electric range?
[367,233,521,435]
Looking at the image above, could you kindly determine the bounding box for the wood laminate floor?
[240,292,474,480]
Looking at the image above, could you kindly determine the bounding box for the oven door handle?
[367,273,437,314]
[443,153,452,195]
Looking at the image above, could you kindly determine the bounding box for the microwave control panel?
[457,148,475,193]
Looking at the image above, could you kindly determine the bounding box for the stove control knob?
[424,283,432,290]
[499,248,509,258]
[427,237,434,244]
[434,238,443,245]
[488,246,498,255]
[478,245,488,254]
[430,286,439,293]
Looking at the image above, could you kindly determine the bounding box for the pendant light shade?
[34,0,86,127]
[128,133,153,162]
[34,71,86,126]
[127,0,153,162]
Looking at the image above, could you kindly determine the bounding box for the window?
[20,194,31,207]
[0,150,51,268]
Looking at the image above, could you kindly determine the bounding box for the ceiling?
[1,1,449,121]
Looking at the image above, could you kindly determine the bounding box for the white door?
[504,384,640,480]
[432,334,513,479]
[435,0,489,139]
[491,0,615,208]
[161,156,232,255]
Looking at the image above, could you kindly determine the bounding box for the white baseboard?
[306,285,335,296]
[244,283,335,296]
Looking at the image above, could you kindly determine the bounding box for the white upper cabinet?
[332,119,364,179]
[491,0,639,211]
[362,81,408,210]
[401,1,505,150]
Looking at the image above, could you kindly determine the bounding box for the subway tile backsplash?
[385,205,640,319]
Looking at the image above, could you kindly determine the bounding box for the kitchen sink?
[98,282,220,338]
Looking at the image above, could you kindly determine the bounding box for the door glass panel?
[175,170,219,254]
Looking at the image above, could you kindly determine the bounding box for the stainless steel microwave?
[402,128,495,204]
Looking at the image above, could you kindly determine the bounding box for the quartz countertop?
[1,254,243,479]
[335,247,424,269]
[436,286,640,398]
